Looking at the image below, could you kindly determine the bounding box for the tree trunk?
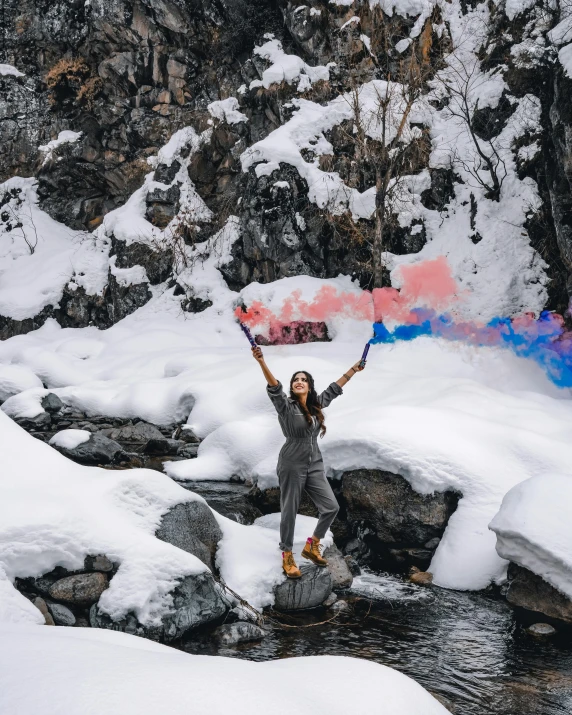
[372,170,385,289]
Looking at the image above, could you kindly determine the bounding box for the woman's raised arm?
[252,346,279,387]
[335,359,364,389]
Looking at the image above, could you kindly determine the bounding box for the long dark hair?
[289,371,326,437]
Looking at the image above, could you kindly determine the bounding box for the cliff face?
[1,0,571,334]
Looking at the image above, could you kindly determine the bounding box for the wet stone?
[322,592,338,607]
[49,572,109,605]
[274,563,332,611]
[212,622,266,646]
[527,623,557,636]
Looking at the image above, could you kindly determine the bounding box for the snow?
[207,97,248,125]
[49,428,91,449]
[0,363,43,402]
[489,474,572,600]
[38,130,82,164]
[0,625,449,715]
[250,38,333,92]
[557,44,572,79]
[0,409,209,626]
[0,63,24,77]
[0,178,110,321]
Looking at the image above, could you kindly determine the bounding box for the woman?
[252,345,364,578]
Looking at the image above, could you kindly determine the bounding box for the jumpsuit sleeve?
[317,382,343,408]
[266,381,290,415]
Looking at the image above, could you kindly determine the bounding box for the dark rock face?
[341,469,459,565]
[48,572,109,605]
[273,563,332,611]
[90,571,228,642]
[506,564,572,624]
[186,482,262,525]
[51,432,126,465]
[155,500,223,571]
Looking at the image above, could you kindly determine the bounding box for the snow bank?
[0,410,208,626]
[207,97,248,125]
[0,364,43,402]
[0,63,24,77]
[0,625,449,715]
[489,474,572,600]
[0,178,109,321]
[251,37,333,91]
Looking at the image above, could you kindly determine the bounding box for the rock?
[183,481,262,525]
[424,537,441,550]
[331,599,351,615]
[177,443,199,459]
[15,412,52,431]
[323,544,353,590]
[389,547,434,568]
[322,592,338,607]
[90,571,228,642]
[100,421,166,453]
[49,572,109,605]
[212,622,266,646]
[274,563,332,611]
[506,564,572,624]
[48,602,76,626]
[342,469,459,554]
[409,569,433,586]
[527,622,557,636]
[52,432,126,465]
[156,500,223,571]
[33,597,55,626]
[177,427,200,444]
[84,554,114,572]
[144,436,174,455]
[41,393,64,413]
[344,555,361,576]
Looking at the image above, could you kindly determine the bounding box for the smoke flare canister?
[240,323,258,348]
[360,343,370,367]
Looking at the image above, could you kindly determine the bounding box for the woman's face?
[291,372,310,397]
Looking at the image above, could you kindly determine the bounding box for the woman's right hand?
[252,346,264,363]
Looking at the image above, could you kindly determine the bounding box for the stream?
[182,482,572,715]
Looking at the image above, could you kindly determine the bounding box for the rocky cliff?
[1,0,572,334]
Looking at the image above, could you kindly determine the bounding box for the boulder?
[323,544,353,590]
[41,393,64,413]
[177,443,199,459]
[212,622,266,646]
[48,572,108,605]
[273,563,332,611]
[48,602,76,626]
[342,469,459,552]
[156,500,223,571]
[90,571,228,642]
[100,421,167,453]
[15,412,52,430]
[506,564,572,624]
[52,433,126,465]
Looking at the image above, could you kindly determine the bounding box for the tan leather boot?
[301,537,328,566]
[282,551,302,579]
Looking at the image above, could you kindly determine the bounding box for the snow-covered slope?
[0,625,449,715]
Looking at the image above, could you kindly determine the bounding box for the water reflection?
[181,571,572,715]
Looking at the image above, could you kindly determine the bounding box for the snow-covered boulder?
[49,430,126,465]
[0,625,450,715]
[0,364,43,402]
[490,474,572,622]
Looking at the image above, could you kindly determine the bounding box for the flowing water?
[183,483,572,715]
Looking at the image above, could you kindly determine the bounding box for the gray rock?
[178,443,199,459]
[344,556,361,576]
[52,433,126,465]
[49,572,108,605]
[84,554,114,572]
[178,427,200,444]
[527,622,557,636]
[323,544,353,590]
[506,564,572,624]
[342,469,459,549]
[33,597,55,626]
[331,599,351,615]
[156,500,223,571]
[41,393,64,413]
[274,563,332,611]
[15,412,52,430]
[322,592,338,607]
[100,421,166,453]
[48,602,76,626]
[212,622,266,646]
[90,571,228,642]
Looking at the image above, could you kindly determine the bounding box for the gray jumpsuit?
[266,381,343,551]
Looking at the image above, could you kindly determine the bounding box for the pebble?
[33,597,55,626]
[527,623,557,636]
[322,592,338,608]
[48,602,76,626]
